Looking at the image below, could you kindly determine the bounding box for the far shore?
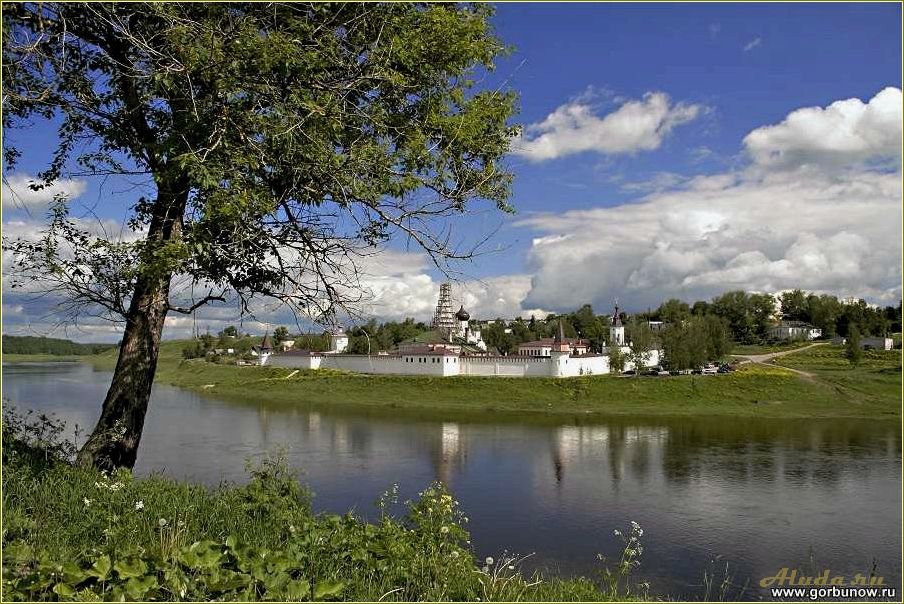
[4,342,899,421]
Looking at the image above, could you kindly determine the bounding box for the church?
[266,283,659,378]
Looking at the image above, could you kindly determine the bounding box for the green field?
[47,341,896,421]
[730,341,815,355]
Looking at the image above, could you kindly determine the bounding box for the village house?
[767,321,822,341]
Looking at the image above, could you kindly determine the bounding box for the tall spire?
[612,300,622,327]
[432,282,455,335]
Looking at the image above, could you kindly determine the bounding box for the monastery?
[265,283,659,378]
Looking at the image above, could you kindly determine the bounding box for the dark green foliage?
[844,326,862,367]
[1,335,114,356]
[660,316,732,370]
[273,327,290,345]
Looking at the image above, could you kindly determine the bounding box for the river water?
[3,361,901,599]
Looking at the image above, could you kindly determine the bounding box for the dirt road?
[731,342,827,378]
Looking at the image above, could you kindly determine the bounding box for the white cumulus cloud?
[512,92,704,162]
[2,173,87,209]
[743,87,902,170]
[514,88,903,312]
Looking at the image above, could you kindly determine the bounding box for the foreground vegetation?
[3,411,643,602]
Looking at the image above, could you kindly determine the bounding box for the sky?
[2,3,902,341]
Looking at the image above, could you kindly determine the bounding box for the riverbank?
[63,341,900,421]
[2,411,641,602]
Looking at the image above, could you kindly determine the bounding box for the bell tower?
[609,301,625,347]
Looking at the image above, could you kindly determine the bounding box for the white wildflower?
[83,497,92,507]
[134,500,144,511]
[440,526,450,534]
[451,550,460,559]
[485,556,494,565]
[289,525,296,534]
[508,565,515,570]
[158,518,168,527]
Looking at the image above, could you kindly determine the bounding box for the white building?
[518,337,589,357]
[251,333,273,365]
[832,335,894,350]
[767,321,822,341]
[326,328,348,353]
[267,320,658,378]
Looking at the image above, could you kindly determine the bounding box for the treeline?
[643,290,900,343]
[260,290,901,358]
[345,318,430,353]
[2,335,115,356]
[772,290,900,338]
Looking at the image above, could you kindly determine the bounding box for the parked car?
[702,366,718,375]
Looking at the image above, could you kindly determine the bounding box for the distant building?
[251,333,273,365]
[768,321,822,341]
[609,303,625,346]
[326,328,348,353]
[832,335,893,350]
[647,320,665,331]
[518,337,589,357]
[278,339,295,352]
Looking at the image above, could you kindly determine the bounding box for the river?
[3,361,901,599]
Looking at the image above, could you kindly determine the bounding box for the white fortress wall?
[459,356,551,377]
[319,354,457,376]
[269,349,658,377]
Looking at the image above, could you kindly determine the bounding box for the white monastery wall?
[269,348,657,377]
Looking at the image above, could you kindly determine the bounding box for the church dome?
[455,305,470,321]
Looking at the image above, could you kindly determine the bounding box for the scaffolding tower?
[432,282,456,335]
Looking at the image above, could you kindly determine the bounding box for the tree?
[779,289,809,322]
[219,326,239,339]
[657,298,690,325]
[608,342,626,374]
[273,326,290,345]
[844,326,862,367]
[3,3,517,470]
[626,319,654,375]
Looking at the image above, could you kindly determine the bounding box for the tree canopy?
[2,2,519,470]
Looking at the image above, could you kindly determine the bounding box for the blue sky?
[3,3,902,340]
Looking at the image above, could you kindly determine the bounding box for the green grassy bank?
[63,341,900,421]
[3,412,642,602]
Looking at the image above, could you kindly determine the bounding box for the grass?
[773,345,902,409]
[730,341,815,355]
[2,411,644,602]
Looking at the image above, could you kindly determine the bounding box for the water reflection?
[3,361,901,599]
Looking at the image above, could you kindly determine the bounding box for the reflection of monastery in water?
[268,283,659,377]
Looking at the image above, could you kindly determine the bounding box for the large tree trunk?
[76,183,185,471]
[75,273,171,471]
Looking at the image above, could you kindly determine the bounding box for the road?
[731,342,827,378]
